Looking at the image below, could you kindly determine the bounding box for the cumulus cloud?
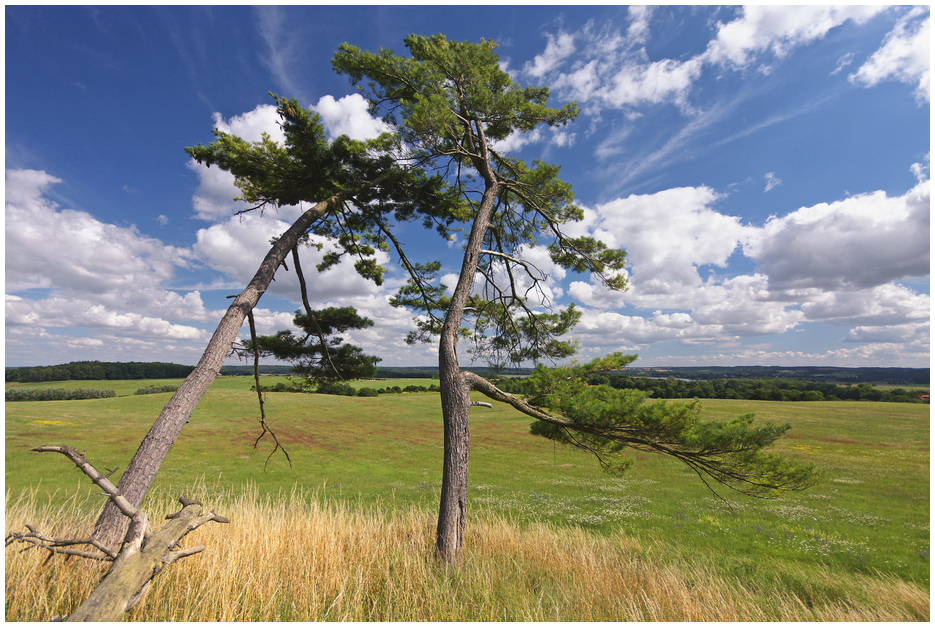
[5,168,219,364]
[849,10,930,103]
[558,166,928,364]
[5,169,197,299]
[188,104,283,221]
[6,296,207,341]
[703,5,885,69]
[743,179,930,290]
[190,97,393,221]
[800,283,930,328]
[568,186,745,303]
[211,104,285,144]
[312,93,392,141]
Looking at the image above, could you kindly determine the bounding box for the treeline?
[494,375,929,404]
[625,366,929,385]
[6,361,195,383]
[6,388,117,402]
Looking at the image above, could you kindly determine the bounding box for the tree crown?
[334,34,626,370]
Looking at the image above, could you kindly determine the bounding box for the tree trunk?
[93,189,358,548]
[435,337,471,563]
[434,161,498,563]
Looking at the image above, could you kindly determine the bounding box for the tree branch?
[31,446,140,521]
[247,309,293,469]
[462,372,817,497]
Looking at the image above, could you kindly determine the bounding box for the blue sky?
[5,5,930,369]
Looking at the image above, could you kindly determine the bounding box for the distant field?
[5,375,929,605]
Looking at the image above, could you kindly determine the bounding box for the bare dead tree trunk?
[6,446,228,622]
[93,186,364,548]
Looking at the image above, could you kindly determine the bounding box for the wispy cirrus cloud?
[254,6,308,102]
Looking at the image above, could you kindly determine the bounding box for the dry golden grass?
[6,485,929,622]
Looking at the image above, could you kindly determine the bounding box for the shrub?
[316,382,358,396]
[356,387,379,397]
[6,388,117,402]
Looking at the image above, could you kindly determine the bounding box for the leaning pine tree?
[92,94,464,547]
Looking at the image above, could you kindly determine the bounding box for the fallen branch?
[5,446,229,622]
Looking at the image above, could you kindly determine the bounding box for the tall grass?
[6,485,928,622]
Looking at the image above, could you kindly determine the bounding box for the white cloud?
[800,283,930,328]
[189,97,391,222]
[691,274,805,337]
[572,186,745,302]
[849,11,930,103]
[211,104,285,144]
[490,127,544,154]
[603,57,704,110]
[536,6,893,115]
[704,6,886,69]
[625,5,654,46]
[6,297,207,340]
[5,169,195,297]
[312,93,392,141]
[764,172,781,192]
[193,208,390,302]
[845,322,928,344]
[525,31,576,78]
[743,179,930,290]
[558,167,928,364]
[4,168,221,365]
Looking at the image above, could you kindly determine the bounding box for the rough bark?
[94,188,355,548]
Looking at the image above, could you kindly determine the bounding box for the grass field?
[5,375,930,620]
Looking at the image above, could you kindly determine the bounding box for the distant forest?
[593,375,928,404]
[623,365,930,386]
[5,361,195,383]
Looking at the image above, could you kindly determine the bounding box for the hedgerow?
[5,388,117,402]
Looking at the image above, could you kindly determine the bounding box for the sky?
[4,4,931,370]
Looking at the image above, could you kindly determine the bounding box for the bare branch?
[31,446,138,520]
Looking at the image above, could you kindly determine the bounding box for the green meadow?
[5,375,930,619]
